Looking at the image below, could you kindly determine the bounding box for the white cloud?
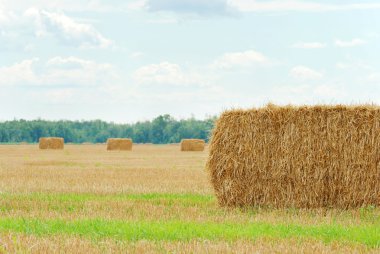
[335,38,366,47]
[290,66,323,80]
[127,0,147,11]
[0,9,9,24]
[292,41,326,49]
[0,57,117,87]
[211,50,270,69]
[0,58,39,85]
[25,8,112,49]
[0,3,17,25]
[134,62,202,86]
[228,0,380,12]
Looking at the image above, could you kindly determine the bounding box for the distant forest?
[0,115,217,144]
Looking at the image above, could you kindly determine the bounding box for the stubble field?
[0,144,379,253]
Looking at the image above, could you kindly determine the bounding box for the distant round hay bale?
[107,138,132,151]
[39,137,64,150]
[207,104,380,209]
[180,139,205,151]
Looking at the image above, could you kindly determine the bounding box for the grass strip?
[0,218,378,247]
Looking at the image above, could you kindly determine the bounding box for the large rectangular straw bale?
[207,104,380,209]
[107,138,132,151]
[39,137,64,150]
[181,139,205,151]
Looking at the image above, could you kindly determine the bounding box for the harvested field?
[208,105,380,209]
[0,144,379,253]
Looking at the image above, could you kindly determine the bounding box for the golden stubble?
[0,144,211,194]
[0,145,379,226]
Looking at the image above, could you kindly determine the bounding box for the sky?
[1,0,380,122]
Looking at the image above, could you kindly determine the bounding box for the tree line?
[0,115,217,144]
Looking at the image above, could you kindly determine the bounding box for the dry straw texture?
[181,139,205,151]
[39,137,64,150]
[207,104,380,209]
[107,138,133,151]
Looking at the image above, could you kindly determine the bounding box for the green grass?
[1,192,379,248]
[0,218,379,247]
